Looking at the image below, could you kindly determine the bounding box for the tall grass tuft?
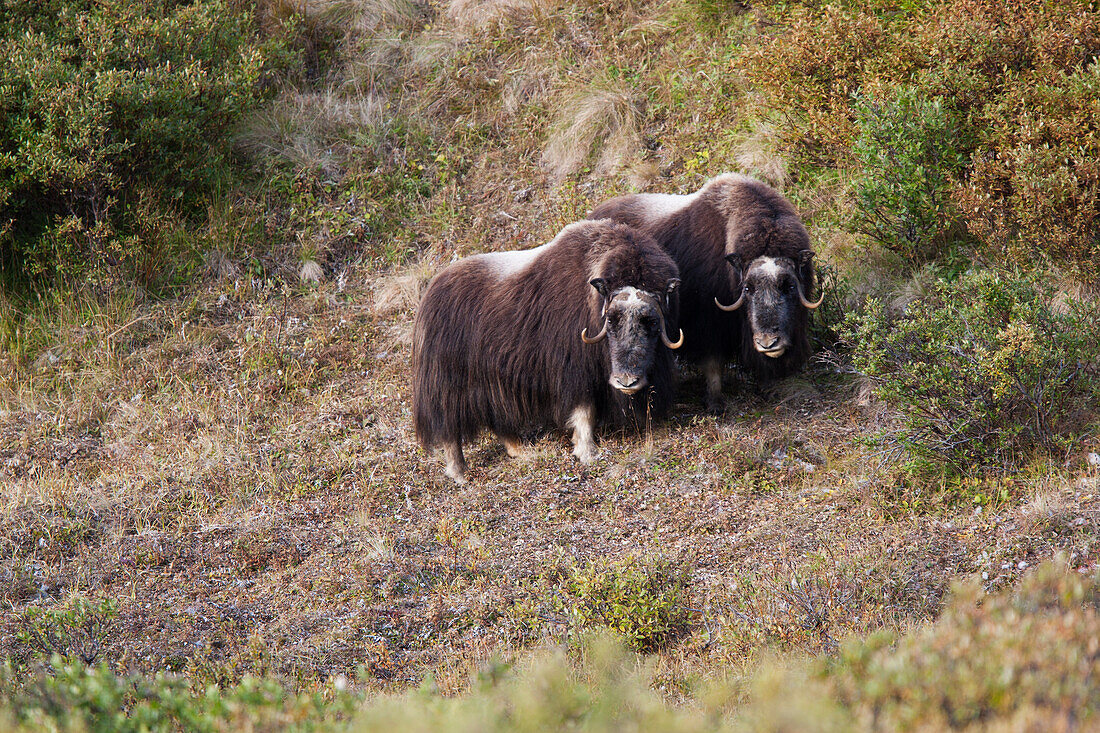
[542,78,643,180]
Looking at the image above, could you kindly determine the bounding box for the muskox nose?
[610,373,648,395]
[754,334,787,357]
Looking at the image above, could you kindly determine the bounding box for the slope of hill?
[1,0,1099,729]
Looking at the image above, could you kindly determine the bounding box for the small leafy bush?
[1,659,349,733]
[561,557,691,653]
[355,635,729,733]
[0,0,291,289]
[847,270,1100,470]
[851,87,968,261]
[15,596,118,668]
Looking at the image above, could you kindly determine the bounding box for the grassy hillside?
[1,0,1099,729]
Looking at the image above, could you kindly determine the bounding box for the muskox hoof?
[573,443,599,465]
[444,444,467,484]
[445,464,468,485]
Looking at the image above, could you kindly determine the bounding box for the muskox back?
[590,174,818,405]
[412,220,681,481]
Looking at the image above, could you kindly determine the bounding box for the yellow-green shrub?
[846,269,1100,471]
[561,558,691,653]
[836,559,1100,729]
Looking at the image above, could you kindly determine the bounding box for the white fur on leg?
[444,443,467,484]
[567,405,598,464]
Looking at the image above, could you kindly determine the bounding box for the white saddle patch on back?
[637,192,698,221]
[475,241,553,279]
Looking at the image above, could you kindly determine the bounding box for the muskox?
[412,219,684,483]
[589,174,822,410]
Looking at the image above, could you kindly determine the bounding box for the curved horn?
[715,289,745,312]
[797,281,824,310]
[656,308,684,349]
[581,322,608,344]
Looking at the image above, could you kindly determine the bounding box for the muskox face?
[583,278,683,395]
[717,252,822,359]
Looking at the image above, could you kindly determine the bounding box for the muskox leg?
[567,405,598,464]
[703,357,725,414]
[500,435,530,459]
[443,442,467,484]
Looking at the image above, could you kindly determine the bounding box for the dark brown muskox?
[589,173,821,410]
[412,219,684,483]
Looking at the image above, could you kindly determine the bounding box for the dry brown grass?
[733,124,787,188]
[3,235,1099,701]
[445,0,546,30]
[542,79,643,180]
[371,261,434,315]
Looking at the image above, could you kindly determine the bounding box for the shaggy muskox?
[412,220,684,483]
[589,173,821,410]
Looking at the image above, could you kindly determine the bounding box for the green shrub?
[14,596,118,668]
[0,0,291,290]
[355,635,729,733]
[561,558,691,653]
[850,87,968,261]
[2,659,349,733]
[846,270,1100,471]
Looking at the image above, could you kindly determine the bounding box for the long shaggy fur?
[412,220,680,452]
[589,173,816,380]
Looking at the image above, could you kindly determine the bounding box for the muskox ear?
[724,253,744,280]
[664,278,681,314]
[796,250,815,287]
[588,278,609,299]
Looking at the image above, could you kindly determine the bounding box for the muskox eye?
[609,313,623,329]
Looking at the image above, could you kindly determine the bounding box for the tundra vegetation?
[1,0,1099,730]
